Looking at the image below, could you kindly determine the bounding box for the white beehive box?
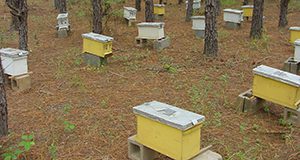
[191,16,205,30]
[186,0,201,9]
[223,9,243,24]
[137,22,165,40]
[57,13,70,30]
[0,48,29,76]
[294,39,300,61]
[123,7,137,20]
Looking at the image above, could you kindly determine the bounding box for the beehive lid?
[154,4,165,7]
[82,32,113,42]
[191,16,205,20]
[124,6,137,11]
[0,48,28,58]
[223,9,243,14]
[241,5,254,8]
[57,13,68,19]
[253,65,300,87]
[295,39,300,46]
[137,22,165,28]
[133,101,205,131]
[289,27,300,31]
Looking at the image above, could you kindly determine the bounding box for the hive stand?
[128,135,158,160]
[283,108,300,127]
[8,73,32,91]
[125,18,137,27]
[57,28,69,38]
[136,36,170,52]
[225,22,241,29]
[82,52,108,67]
[194,30,205,39]
[237,89,265,113]
[283,57,300,75]
[154,14,164,21]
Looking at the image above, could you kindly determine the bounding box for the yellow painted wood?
[290,30,300,43]
[82,38,112,57]
[135,115,202,160]
[242,8,253,17]
[252,74,300,110]
[154,6,165,15]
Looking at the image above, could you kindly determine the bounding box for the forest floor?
[0,0,300,159]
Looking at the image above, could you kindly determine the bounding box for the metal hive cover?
[191,16,205,20]
[253,65,300,87]
[137,22,165,28]
[223,9,243,14]
[57,13,68,19]
[295,39,300,46]
[124,7,137,11]
[289,27,300,31]
[0,48,29,58]
[154,4,165,7]
[133,101,205,131]
[241,5,254,8]
[82,32,113,42]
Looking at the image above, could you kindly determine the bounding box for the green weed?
[48,143,57,160]
[63,121,76,132]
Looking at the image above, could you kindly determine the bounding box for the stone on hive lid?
[253,65,300,87]
[57,13,68,19]
[289,27,300,31]
[81,32,113,43]
[241,5,253,8]
[137,22,165,28]
[0,48,28,58]
[133,101,205,131]
[223,9,243,14]
[295,39,300,46]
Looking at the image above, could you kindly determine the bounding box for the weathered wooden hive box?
[123,7,137,20]
[133,101,205,160]
[0,48,29,76]
[295,39,300,61]
[223,9,243,23]
[57,13,69,30]
[137,22,165,39]
[186,0,201,9]
[241,5,253,17]
[289,27,300,43]
[191,16,205,30]
[82,32,113,57]
[154,4,165,15]
[252,65,300,110]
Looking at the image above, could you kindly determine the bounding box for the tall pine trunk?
[54,0,59,9]
[204,0,218,57]
[59,0,67,13]
[0,57,8,137]
[216,0,221,16]
[10,0,20,31]
[186,0,193,22]
[178,0,183,4]
[145,0,154,22]
[92,0,103,34]
[250,0,264,39]
[278,0,289,28]
[243,0,249,5]
[136,0,141,11]
[19,0,28,51]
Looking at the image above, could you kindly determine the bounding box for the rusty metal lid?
[0,48,28,58]
[133,101,205,131]
[82,32,113,42]
[253,65,300,87]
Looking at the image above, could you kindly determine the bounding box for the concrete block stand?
[128,135,157,160]
[82,52,108,67]
[57,28,68,38]
[225,21,241,29]
[283,57,300,75]
[283,108,300,127]
[237,89,264,113]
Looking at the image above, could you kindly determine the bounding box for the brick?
[11,74,31,91]
[128,135,157,160]
[153,36,171,52]
[237,89,264,113]
[191,150,223,160]
[82,53,108,67]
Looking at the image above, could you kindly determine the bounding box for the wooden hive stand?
[8,72,32,91]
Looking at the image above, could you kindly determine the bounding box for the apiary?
[223,9,243,24]
[252,65,300,110]
[191,16,205,30]
[241,5,253,18]
[123,7,137,20]
[0,48,29,76]
[295,39,300,61]
[186,0,201,10]
[56,13,70,30]
[137,22,165,40]
[82,32,113,58]
[289,27,300,43]
[133,101,205,160]
[154,4,165,15]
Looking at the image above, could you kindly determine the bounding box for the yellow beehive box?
[133,101,205,160]
[289,27,300,43]
[154,4,165,15]
[241,5,253,17]
[82,32,113,58]
[252,65,300,110]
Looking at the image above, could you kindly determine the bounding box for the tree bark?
[186,0,193,22]
[92,0,103,34]
[10,0,20,31]
[145,0,154,22]
[243,0,249,5]
[204,0,218,57]
[135,0,141,11]
[278,0,289,28]
[0,57,8,137]
[178,0,183,4]
[250,0,264,39]
[54,0,59,9]
[159,0,163,4]
[59,0,67,13]
[216,0,221,16]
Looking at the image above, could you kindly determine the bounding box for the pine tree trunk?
[243,0,249,5]
[159,0,163,4]
[178,0,183,4]
[250,0,264,39]
[0,57,8,137]
[59,0,67,13]
[145,0,154,22]
[216,0,221,16]
[204,0,218,57]
[136,0,141,11]
[19,0,28,51]
[186,0,193,22]
[278,0,289,28]
[54,0,59,9]
[92,0,103,34]
[10,0,20,31]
